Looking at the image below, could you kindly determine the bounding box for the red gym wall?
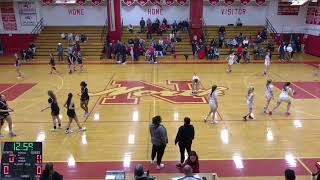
[189,0,203,39]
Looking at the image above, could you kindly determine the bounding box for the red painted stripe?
[300,158,320,174]
[52,159,310,179]
[273,82,315,99]
[2,83,36,101]
[0,83,14,93]
[292,82,320,98]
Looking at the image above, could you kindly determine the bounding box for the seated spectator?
[236,44,243,64]
[236,33,244,44]
[210,38,217,47]
[75,34,80,42]
[169,31,175,42]
[255,34,263,44]
[260,28,268,40]
[128,38,134,45]
[40,162,63,180]
[139,44,145,56]
[227,38,237,48]
[218,25,226,35]
[242,37,249,48]
[139,38,145,46]
[57,43,64,62]
[128,24,134,33]
[30,42,36,55]
[178,165,201,180]
[218,33,224,48]
[159,38,164,46]
[162,18,168,26]
[286,43,293,61]
[134,164,154,180]
[208,46,214,60]
[285,169,296,180]
[27,47,34,60]
[253,46,259,60]
[61,32,66,40]
[68,32,73,44]
[243,47,250,63]
[172,20,178,33]
[236,18,243,27]
[140,17,145,33]
[80,33,87,42]
[259,47,265,59]
[213,47,220,59]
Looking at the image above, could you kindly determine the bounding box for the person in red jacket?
[236,44,243,64]
[181,151,199,173]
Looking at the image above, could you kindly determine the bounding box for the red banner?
[209,0,219,6]
[91,0,102,6]
[0,2,17,31]
[136,0,149,6]
[164,0,175,6]
[123,0,135,6]
[76,0,86,5]
[256,0,265,5]
[176,0,187,6]
[240,0,250,5]
[224,0,235,5]
[278,1,300,15]
[42,0,53,5]
[305,2,320,25]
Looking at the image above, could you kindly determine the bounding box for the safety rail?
[31,18,44,34]
[265,18,277,35]
[101,18,108,43]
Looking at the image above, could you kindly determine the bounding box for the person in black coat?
[175,117,195,167]
[140,17,145,33]
[40,162,63,180]
[114,41,122,63]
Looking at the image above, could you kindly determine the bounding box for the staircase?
[34,26,104,60]
[121,26,192,57]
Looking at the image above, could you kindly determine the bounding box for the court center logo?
[90,80,228,105]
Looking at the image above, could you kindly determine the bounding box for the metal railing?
[31,18,44,34]
[101,18,108,43]
[265,18,277,35]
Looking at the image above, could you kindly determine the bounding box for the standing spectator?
[181,151,200,174]
[140,17,145,33]
[67,32,73,44]
[159,38,164,46]
[40,162,63,180]
[236,44,243,64]
[175,117,195,167]
[236,18,243,27]
[208,46,214,60]
[192,39,198,58]
[128,24,134,33]
[60,32,66,40]
[121,43,127,64]
[149,115,168,169]
[172,20,178,33]
[242,36,249,48]
[57,43,64,63]
[160,22,167,36]
[148,45,156,63]
[30,43,36,55]
[162,18,168,26]
[129,44,134,61]
[147,24,152,39]
[243,47,250,63]
[286,43,293,62]
[155,43,163,58]
[178,165,201,180]
[260,28,268,41]
[213,47,220,60]
[278,42,286,62]
[146,18,152,27]
[218,33,224,48]
[80,33,87,42]
[218,25,226,35]
[115,41,122,63]
[75,34,80,42]
[285,169,296,180]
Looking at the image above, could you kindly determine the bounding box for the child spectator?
[180,151,200,173]
[213,47,220,60]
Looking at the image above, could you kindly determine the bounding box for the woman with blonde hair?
[243,86,254,121]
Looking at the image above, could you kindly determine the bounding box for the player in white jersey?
[226,51,235,73]
[264,80,274,113]
[204,85,218,124]
[243,86,254,121]
[191,73,200,95]
[263,50,271,76]
[269,82,294,116]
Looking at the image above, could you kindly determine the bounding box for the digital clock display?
[1,142,42,180]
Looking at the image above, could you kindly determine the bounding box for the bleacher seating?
[34,26,104,60]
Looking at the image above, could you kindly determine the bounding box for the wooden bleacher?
[204,25,279,57]
[34,26,104,60]
[121,26,192,56]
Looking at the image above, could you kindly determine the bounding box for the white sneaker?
[9,132,17,137]
[210,121,218,124]
[65,129,73,134]
[150,160,155,164]
[79,127,87,132]
[57,126,62,129]
[156,164,164,169]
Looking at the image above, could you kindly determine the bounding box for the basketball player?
[64,93,86,134]
[226,51,235,73]
[67,53,74,74]
[269,82,294,116]
[263,50,271,76]
[264,80,274,114]
[0,94,16,137]
[204,85,218,124]
[41,90,61,131]
[14,53,22,78]
[243,86,254,121]
[80,81,89,117]
[49,53,59,74]
[191,73,200,95]
[76,52,83,72]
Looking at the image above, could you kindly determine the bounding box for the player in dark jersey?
[41,90,61,131]
[80,81,89,117]
[76,52,83,72]
[49,53,59,74]
[14,53,22,78]
[64,93,86,134]
[0,94,16,137]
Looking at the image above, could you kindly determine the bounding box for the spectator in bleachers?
[260,28,268,41]
[27,48,34,61]
[227,37,237,49]
[148,45,156,63]
[218,25,226,36]
[128,38,134,45]
[176,31,182,42]
[40,162,63,180]
[128,24,134,33]
[244,47,250,63]
[278,42,286,62]
[159,22,167,36]
[178,165,200,180]
[208,46,214,60]
[192,38,198,58]
[236,33,244,45]
[255,34,263,44]
[182,20,189,32]
[210,38,217,47]
[146,18,152,27]
[68,32,73,44]
[169,31,175,42]
[155,43,163,58]
[172,20,178,33]
[134,164,155,180]
[243,36,249,48]
[75,34,80,43]
[80,33,87,42]
[61,32,66,40]
[147,24,152,39]
[114,40,122,63]
[57,43,64,62]
[140,17,145,33]
[236,18,243,27]
[236,44,243,64]
[253,45,259,60]
[121,42,127,64]
[149,115,167,169]
[75,42,81,53]
[285,169,296,180]
[286,43,293,62]
[175,117,195,167]
[162,18,168,27]
[213,46,220,60]
[30,43,36,55]
[218,33,224,48]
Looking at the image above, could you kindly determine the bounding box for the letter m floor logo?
[93,80,227,105]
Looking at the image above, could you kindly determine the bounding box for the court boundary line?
[0,83,18,94]
[297,157,313,175]
[291,82,320,99]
